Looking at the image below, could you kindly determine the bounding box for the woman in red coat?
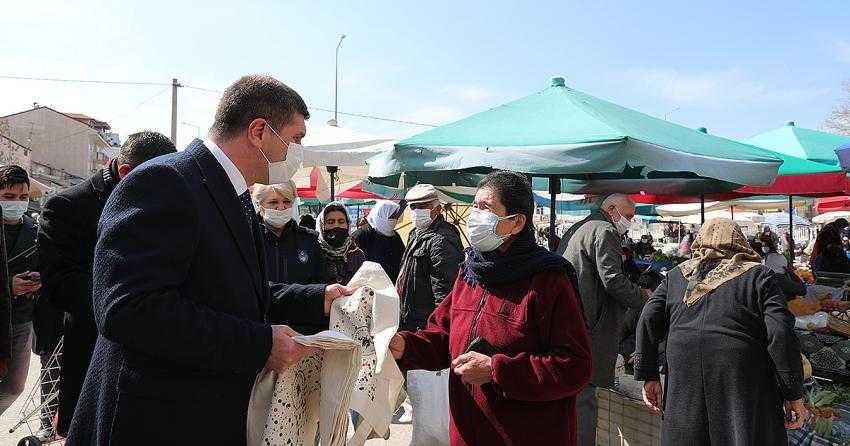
[389,171,592,446]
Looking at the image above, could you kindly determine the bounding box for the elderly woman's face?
[323,210,349,231]
[260,191,294,211]
[473,187,522,237]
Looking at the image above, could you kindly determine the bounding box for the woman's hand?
[642,381,663,415]
[784,399,808,430]
[389,333,405,360]
[452,352,492,385]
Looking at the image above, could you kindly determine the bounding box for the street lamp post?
[332,34,346,127]
[329,34,346,201]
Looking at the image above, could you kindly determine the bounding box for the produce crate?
[597,388,661,446]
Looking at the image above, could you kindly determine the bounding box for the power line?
[310,107,438,127]
[183,84,439,127]
[48,87,171,144]
[0,75,440,127]
[0,75,169,87]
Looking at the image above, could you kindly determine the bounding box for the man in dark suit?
[38,131,177,436]
[66,75,355,446]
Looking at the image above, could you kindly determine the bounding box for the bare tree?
[825,81,850,136]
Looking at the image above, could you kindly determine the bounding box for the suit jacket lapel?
[189,141,264,304]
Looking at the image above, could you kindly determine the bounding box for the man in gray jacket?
[559,193,648,446]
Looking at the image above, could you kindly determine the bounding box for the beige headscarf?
[678,218,762,307]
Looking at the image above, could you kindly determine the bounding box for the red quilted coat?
[397,268,592,446]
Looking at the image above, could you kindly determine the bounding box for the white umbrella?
[671,210,764,225]
[301,124,393,167]
[812,211,850,225]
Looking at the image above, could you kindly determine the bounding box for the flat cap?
[405,184,439,204]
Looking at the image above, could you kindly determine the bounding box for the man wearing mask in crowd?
[0,166,41,416]
[559,193,649,446]
[38,131,177,436]
[395,184,463,432]
[66,75,356,446]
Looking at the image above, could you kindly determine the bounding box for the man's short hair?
[210,75,310,140]
[118,131,177,168]
[0,165,30,190]
[601,193,635,210]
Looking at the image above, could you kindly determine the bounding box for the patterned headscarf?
[679,218,762,307]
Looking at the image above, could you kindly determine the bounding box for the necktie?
[238,191,258,235]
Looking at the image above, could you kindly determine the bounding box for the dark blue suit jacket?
[67,140,327,446]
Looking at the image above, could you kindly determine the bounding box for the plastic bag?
[795,312,829,330]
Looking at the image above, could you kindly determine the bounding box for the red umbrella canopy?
[816,196,850,212]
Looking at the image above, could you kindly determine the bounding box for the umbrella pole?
[730,206,734,220]
[327,166,338,201]
[700,195,705,224]
[789,195,795,264]
[549,175,560,252]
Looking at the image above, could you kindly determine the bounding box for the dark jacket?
[66,140,327,446]
[38,165,119,436]
[398,269,592,446]
[814,246,850,274]
[559,210,645,387]
[397,215,463,331]
[351,224,405,282]
[261,221,328,335]
[6,214,39,325]
[0,222,12,362]
[262,220,326,285]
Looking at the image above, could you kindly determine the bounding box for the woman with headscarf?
[388,171,592,446]
[351,200,405,282]
[634,219,806,445]
[316,202,366,285]
[812,223,850,273]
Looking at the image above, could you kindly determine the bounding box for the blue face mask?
[1,201,28,221]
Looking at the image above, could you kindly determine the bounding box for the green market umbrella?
[745,121,850,166]
[368,77,781,194]
[367,77,782,249]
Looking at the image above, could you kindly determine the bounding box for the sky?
[1,0,849,150]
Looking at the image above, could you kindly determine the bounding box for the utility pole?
[171,78,181,143]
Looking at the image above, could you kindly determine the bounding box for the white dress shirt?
[204,139,248,195]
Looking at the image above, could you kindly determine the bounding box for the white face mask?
[262,206,295,230]
[761,246,770,254]
[262,125,303,184]
[614,215,632,235]
[1,201,28,221]
[467,207,517,252]
[411,208,434,231]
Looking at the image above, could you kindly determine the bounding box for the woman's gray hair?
[251,181,297,204]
